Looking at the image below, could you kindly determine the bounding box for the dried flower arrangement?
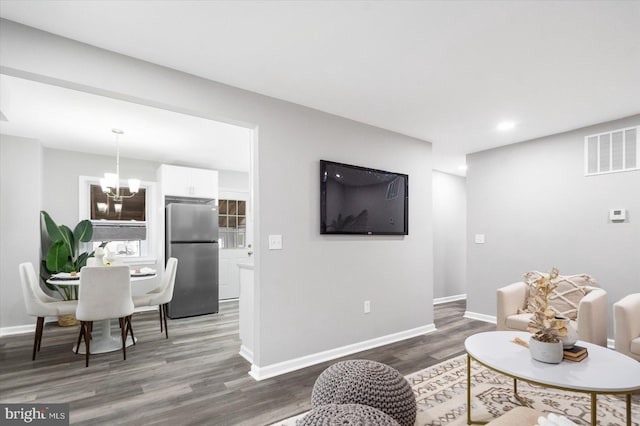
[527,268,568,343]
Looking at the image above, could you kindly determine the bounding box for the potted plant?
[40,211,103,325]
[527,267,568,363]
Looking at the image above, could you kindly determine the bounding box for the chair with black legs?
[75,265,134,367]
[19,262,78,360]
[133,258,178,339]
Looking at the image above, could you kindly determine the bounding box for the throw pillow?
[519,271,597,320]
[520,271,548,314]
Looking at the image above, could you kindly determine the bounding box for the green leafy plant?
[527,267,568,343]
[41,210,103,300]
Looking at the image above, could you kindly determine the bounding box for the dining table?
[46,268,157,354]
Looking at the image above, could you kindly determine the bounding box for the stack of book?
[563,345,588,362]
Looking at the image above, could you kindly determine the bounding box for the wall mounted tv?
[320,160,408,235]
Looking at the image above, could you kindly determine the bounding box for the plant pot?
[555,315,578,349]
[529,337,563,364]
[58,314,79,327]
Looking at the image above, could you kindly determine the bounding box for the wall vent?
[585,126,639,176]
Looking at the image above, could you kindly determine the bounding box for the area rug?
[271,354,639,426]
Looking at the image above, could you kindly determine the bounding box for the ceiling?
[0,0,639,175]
[0,75,252,171]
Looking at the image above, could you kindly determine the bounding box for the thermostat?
[609,208,626,221]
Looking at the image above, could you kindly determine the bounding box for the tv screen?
[320,160,408,235]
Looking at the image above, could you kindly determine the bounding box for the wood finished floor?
[0,300,495,425]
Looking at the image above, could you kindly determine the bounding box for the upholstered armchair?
[497,281,608,346]
[614,293,640,361]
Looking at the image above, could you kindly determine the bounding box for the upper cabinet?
[158,164,219,199]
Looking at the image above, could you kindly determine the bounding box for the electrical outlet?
[268,235,283,250]
[364,300,371,314]
[474,234,485,244]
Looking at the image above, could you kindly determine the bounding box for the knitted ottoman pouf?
[310,360,416,426]
[296,403,400,426]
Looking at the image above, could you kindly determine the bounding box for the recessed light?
[497,121,516,131]
[458,165,468,171]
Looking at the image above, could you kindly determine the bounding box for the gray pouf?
[310,360,416,426]
[296,403,400,426]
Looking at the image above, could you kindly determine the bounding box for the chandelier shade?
[128,178,141,194]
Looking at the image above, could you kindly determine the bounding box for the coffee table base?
[466,354,634,426]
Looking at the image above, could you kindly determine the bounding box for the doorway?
[0,71,257,312]
[218,190,252,300]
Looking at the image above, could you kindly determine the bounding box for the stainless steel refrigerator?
[166,202,219,318]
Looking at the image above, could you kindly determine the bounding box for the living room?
[0,2,638,425]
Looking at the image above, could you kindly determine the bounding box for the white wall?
[0,20,435,370]
[219,170,249,192]
[0,135,43,330]
[433,171,466,299]
[466,115,640,338]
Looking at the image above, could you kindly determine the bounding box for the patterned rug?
[272,354,639,426]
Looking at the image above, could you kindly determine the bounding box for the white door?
[218,190,252,300]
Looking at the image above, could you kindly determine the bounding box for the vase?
[94,246,105,266]
[529,337,563,364]
[555,315,578,349]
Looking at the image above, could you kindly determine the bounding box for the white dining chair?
[19,262,78,360]
[133,257,178,339]
[75,265,134,367]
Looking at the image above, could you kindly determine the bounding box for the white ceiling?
[1,0,639,175]
[0,75,252,171]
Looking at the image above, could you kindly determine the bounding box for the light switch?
[474,234,485,244]
[268,234,283,250]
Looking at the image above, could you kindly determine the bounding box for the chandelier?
[100,129,140,203]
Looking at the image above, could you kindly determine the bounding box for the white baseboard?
[0,323,36,337]
[464,311,496,324]
[0,316,59,337]
[248,323,437,381]
[1,307,158,337]
[433,294,466,305]
[239,345,254,363]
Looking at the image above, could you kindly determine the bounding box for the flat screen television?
[320,160,408,235]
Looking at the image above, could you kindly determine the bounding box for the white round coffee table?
[464,331,640,425]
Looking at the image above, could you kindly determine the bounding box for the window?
[92,240,141,257]
[88,184,147,257]
[90,184,146,221]
[218,199,246,249]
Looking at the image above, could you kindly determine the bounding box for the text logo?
[1,404,69,425]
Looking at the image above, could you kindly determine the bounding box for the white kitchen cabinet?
[158,164,218,199]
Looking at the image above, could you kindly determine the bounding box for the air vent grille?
[585,126,639,176]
